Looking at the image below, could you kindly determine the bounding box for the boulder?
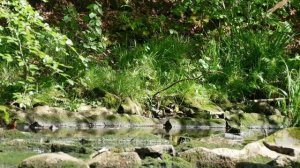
[178,147,236,168]
[77,104,92,113]
[164,118,225,130]
[226,113,286,130]
[88,151,141,168]
[135,145,176,159]
[19,152,88,168]
[118,98,143,115]
[26,105,80,128]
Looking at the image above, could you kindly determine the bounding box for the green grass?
[0,151,37,168]
[286,66,300,126]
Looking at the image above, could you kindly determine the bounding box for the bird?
[7,118,18,130]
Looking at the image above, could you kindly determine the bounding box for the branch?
[267,0,289,13]
[152,70,226,98]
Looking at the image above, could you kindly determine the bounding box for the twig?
[152,70,226,98]
[267,0,289,13]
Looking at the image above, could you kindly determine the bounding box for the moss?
[0,151,37,168]
[0,130,31,139]
[287,127,300,140]
[240,155,272,164]
[20,161,85,168]
[176,138,243,152]
[179,147,236,168]
[141,154,194,168]
[176,117,225,127]
[102,92,121,110]
[240,113,285,129]
[0,105,10,125]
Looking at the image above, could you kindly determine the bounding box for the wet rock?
[29,122,43,131]
[77,104,92,113]
[164,118,226,130]
[249,102,282,115]
[268,156,299,167]
[118,97,143,115]
[178,147,236,168]
[264,127,300,156]
[135,145,176,159]
[49,125,58,131]
[88,151,141,168]
[263,141,295,156]
[227,113,286,130]
[19,152,88,168]
[26,105,80,128]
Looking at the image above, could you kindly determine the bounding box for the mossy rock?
[141,154,194,168]
[264,127,300,153]
[182,95,224,118]
[19,152,88,168]
[50,143,93,155]
[178,147,236,168]
[227,113,286,130]
[26,106,80,127]
[102,92,122,110]
[118,97,143,115]
[165,117,225,129]
[104,114,155,127]
[88,151,141,168]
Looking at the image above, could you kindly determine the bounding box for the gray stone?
[19,152,88,168]
[178,147,236,168]
[88,151,141,168]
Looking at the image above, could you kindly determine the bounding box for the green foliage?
[285,66,300,126]
[0,0,86,107]
[202,29,292,100]
[0,105,10,125]
[84,36,204,102]
[61,2,107,54]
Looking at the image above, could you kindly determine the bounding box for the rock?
[49,125,58,131]
[19,152,88,168]
[88,151,141,168]
[118,97,143,115]
[249,102,282,115]
[90,147,110,159]
[263,127,300,156]
[263,141,295,156]
[77,104,92,113]
[102,92,122,110]
[178,147,236,168]
[268,156,294,167]
[227,113,286,130]
[135,145,176,159]
[29,121,43,131]
[27,105,79,127]
[164,118,226,130]
[50,143,91,154]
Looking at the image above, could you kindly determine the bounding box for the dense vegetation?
[0,0,300,125]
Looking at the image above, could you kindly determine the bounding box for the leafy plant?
[285,65,300,126]
[0,0,86,107]
[0,105,10,125]
[82,2,107,54]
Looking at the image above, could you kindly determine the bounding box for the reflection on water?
[0,126,280,149]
